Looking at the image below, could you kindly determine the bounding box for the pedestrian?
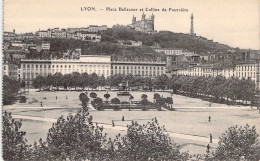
[122,116,124,121]
[206,144,210,153]
[209,103,211,107]
[210,134,212,143]
[208,116,211,122]
[56,96,57,100]
[40,102,43,107]
[66,96,68,99]
[112,120,115,127]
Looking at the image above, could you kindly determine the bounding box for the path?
[12,114,219,144]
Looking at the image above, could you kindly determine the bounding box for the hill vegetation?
[102,28,232,55]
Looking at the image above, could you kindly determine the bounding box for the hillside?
[102,28,232,55]
[25,28,235,60]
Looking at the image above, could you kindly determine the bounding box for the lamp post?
[27,82,30,93]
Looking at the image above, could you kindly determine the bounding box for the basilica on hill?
[130,13,157,34]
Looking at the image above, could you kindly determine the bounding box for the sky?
[3,0,260,50]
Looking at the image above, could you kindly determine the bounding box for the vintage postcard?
[2,0,260,160]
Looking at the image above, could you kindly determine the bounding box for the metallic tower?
[190,14,194,35]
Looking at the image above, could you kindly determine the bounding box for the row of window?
[237,65,255,71]
[112,66,164,70]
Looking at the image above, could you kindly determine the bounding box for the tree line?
[32,73,170,91]
[32,72,257,106]
[2,95,260,161]
[167,75,256,105]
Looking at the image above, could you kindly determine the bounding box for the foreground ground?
[3,89,260,155]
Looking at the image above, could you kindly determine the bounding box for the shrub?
[19,96,27,103]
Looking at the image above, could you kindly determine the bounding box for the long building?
[20,55,167,85]
[20,55,111,85]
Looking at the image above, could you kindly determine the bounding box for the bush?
[19,96,27,103]
[113,106,120,111]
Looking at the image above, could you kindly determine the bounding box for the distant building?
[37,26,103,42]
[3,29,16,40]
[111,60,166,78]
[155,48,183,56]
[3,61,19,80]
[131,13,156,34]
[256,61,260,92]
[176,62,260,92]
[38,29,52,38]
[20,55,112,85]
[235,62,257,82]
[42,41,50,50]
[117,40,142,47]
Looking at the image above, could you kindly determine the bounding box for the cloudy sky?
[4,0,260,49]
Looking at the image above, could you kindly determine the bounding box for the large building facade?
[20,55,167,85]
[20,55,111,85]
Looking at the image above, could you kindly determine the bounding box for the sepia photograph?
[2,0,260,160]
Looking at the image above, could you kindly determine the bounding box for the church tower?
[190,14,194,35]
[132,15,136,24]
[151,13,155,30]
[141,12,146,20]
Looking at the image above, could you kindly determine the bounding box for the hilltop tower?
[132,15,136,24]
[141,12,146,20]
[190,14,195,35]
[151,13,155,30]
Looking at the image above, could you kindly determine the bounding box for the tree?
[2,111,28,160]
[45,108,107,160]
[141,94,148,100]
[79,93,89,108]
[104,93,111,102]
[90,92,97,99]
[80,72,89,90]
[156,97,166,110]
[155,75,169,90]
[140,98,149,110]
[53,72,63,90]
[111,97,120,105]
[98,75,106,90]
[153,93,160,103]
[62,74,72,90]
[109,118,189,160]
[212,124,260,161]
[3,76,20,105]
[111,97,120,110]
[166,97,173,108]
[93,97,103,109]
[71,72,81,90]
[32,75,45,91]
[89,73,99,90]
[45,74,54,89]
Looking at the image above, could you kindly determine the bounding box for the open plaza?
[3,89,260,155]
